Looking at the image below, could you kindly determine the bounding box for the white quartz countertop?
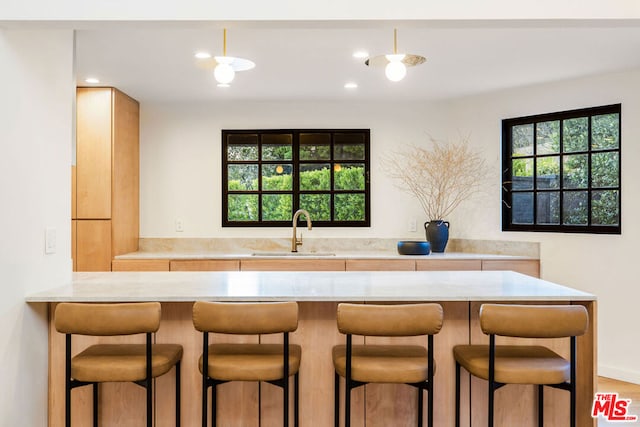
[26,270,594,303]
[115,251,537,260]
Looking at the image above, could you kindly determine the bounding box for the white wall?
[140,100,451,238]
[0,30,74,426]
[444,69,640,383]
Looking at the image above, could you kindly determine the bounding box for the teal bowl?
[397,241,431,255]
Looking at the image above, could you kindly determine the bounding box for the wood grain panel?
[481,259,540,278]
[76,220,111,271]
[111,89,139,256]
[345,259,415,271]
[241,259,346,271]
[416,259,482,271]
[170,259,240,271]
[76,87,112,219]
[576,300,597,427]
[111,259,170,271]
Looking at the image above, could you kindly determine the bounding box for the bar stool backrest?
[480,304,588,338]
[54,302,161,336]
[193,301,299,334]
[337,303,443,337]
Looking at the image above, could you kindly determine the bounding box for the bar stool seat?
[453,345,569,385]
[72,343,184,382]
[55,302,183,427]
[332,303,443,427]
[193,301,301,427]
[333,344,430,383]
[201,343,302,381]
[453,304,588,427]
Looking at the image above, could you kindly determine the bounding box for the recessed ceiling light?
[195,51,212,59]
[85,77,100,84]
[344,82,358,89]
[353,51,369,59]
[217,83,230,88]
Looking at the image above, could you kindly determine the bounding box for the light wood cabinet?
[481,259,540,277]
[111,259,170,271]
[345,259,415,271]
[170,259,240,271]
[240,259,346,271]
[416,259,482,271]
[73,87,139,271]
[76,220,112,272]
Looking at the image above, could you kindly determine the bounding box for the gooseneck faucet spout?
[291,209,312,252]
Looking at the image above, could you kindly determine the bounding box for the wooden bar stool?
[453,304,588,427]
[54,302,183,427]
[332,303,443,427]
[192,301,301,427]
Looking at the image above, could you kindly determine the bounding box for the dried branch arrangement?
[382,136,488,220]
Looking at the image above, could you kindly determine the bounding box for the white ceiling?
[74,21,640,103]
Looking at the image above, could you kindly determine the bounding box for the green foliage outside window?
[503,105,620,233]
[223,129,370,226]
[227,166,365,221]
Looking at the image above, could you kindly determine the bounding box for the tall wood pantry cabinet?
[71,87,140,271]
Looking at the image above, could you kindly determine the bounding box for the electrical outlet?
[408,218,417,232]
[175,219,184,232]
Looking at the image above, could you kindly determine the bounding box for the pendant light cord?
[223,28,227,56]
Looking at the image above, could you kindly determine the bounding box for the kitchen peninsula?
[28,270,596,427]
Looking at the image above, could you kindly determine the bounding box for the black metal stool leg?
[146,377,152,427]
[176,361,181,427]
[538,385,544,427]
[417,388,424,427]
[455,362,461,427]
[284,376,289,427]
[345,377,351,427]
[93,383,99,427]
[294,372,299,427]
[334,372,340,427]
[65,334,72,427]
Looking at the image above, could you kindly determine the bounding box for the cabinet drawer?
[481,260,540,278]
[170,259,240,271]
[241,259,345,271]
[415,259,482,271]
[76,220,111,272]
[112,259,170,271]
[346,259,415,271]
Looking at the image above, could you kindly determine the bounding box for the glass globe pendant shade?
[214,62,235,84]
[385,54,407,82]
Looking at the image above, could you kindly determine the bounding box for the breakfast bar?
[28,270,596,427]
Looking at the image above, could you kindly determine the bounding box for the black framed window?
[502,104,621,234]
[222,129,370,227]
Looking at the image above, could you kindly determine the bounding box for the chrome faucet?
[291,209,312,252]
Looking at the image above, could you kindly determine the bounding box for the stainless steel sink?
[251,251,336,257]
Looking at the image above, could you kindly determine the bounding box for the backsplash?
[138,238,539,257]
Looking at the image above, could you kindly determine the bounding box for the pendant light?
[195,28,255,87]
[365,29,426,82]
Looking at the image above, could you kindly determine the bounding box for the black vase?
[424,220,450,252]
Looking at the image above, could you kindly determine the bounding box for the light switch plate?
[45,227,56,254]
